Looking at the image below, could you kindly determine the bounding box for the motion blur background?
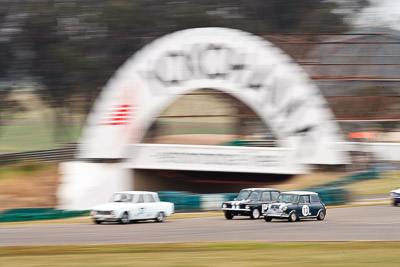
[0,0,399,211]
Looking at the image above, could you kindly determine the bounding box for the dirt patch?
[0,163,59,212]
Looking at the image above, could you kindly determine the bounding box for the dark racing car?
[263,191,326,222]
[221,188,280,219]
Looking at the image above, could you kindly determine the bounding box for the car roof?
[281,191,318,195]
[114,191,157,194]
[242,188,280,191]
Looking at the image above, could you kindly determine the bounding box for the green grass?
[346,171,400,196]
[1,242,399,266]
[0,122,82,154]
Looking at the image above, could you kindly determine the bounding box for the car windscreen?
[109,193,133,203]
[277,194,300,203]
[236,190,251,200]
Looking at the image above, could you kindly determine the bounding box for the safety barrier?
[0,208,89,222]
[158,191,237,212]
[312,188,350,206]
[0,145,77,166]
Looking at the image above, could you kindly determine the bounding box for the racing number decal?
[302,205,310,216]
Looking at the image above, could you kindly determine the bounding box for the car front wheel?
[250,208,260,219]
[288,212,298,222]
[94,220,101,224]
[120,212,130,224]
[393,200,399,206]
[317,210,326,220]
[264,216,272,222]
[155,212,165,222]
[224,212,234,220]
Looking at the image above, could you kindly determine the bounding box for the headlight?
[222,204,227,208]
[245,205,250,209]
[279,204,287,211]
[262,204,268,210]
[90,210,97,216]
[111,210,116,216]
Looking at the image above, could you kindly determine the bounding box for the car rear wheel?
[120,212,130,224]
[288,212,298,222]
[264,216,272,222]
[250,208,260,219]
[155,212,165,222]
[224,212,234,220]
[317,210,326,220]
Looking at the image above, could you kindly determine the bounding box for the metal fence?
[0,145,77,166]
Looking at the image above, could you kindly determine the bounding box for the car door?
[310,195,323,216]
[136,194,147,220]
[298,195,312,218]
[260,191,271,213]
[260,191,271,204]
[143,194,157,219]
[129,194,141,219]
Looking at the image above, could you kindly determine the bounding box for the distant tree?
[0,87,25,137]
[4,0,370,144]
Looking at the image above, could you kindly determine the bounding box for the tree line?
[0,0,368,141]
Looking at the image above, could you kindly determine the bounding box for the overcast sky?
[352,0,400,30]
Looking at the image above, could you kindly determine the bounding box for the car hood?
[391,189,400,194]
[91,202,133,211]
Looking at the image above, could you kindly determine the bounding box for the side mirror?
[234,198,237,201]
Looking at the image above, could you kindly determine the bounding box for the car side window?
[125,194,133,202]
[299,195,311,204]
[260,192,271,201]
[271,191,280,201]
[248,191,261,200]
[311,195,320,203]
[147,194,155,203]
[138,194,144,203]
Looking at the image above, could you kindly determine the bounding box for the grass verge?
[346,171,400,196]
[0,212,222,227]
[1,242,399,266]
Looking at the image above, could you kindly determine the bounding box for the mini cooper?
[263,191,326,222]
[390,188,400,206]
[221,188,280,219]
[90,191,174,224]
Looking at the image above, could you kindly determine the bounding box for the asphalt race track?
[1,205,400,246]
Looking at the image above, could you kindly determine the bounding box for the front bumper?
[265,209,289,218]
[92,215,120,222]
[222,208,251,216]
[222,208,251,212]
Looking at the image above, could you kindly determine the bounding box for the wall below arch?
[133,169,292,193]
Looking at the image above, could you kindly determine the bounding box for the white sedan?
[90,191,174,224]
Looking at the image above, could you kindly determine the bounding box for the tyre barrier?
[312,188,351,206]
[0,208,89,223]
[158,191,238,212]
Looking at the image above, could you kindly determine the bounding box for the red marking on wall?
[101,104,136,126]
